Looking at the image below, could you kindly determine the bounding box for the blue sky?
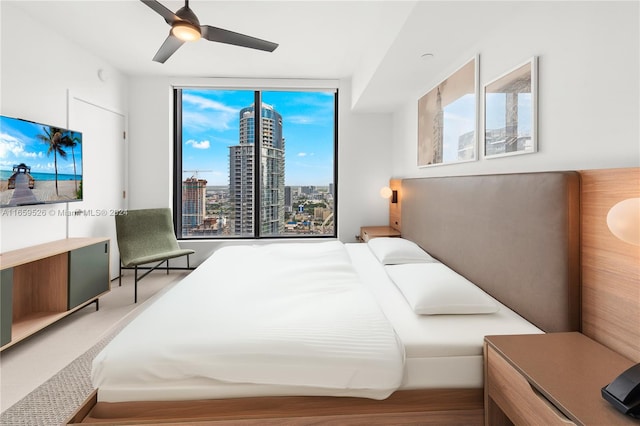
[181,89,335,186]
[0,116,82,177]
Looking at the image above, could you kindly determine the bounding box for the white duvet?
[92,241,405,402]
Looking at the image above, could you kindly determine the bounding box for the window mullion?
[253,91,261,238]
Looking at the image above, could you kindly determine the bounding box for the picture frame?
[417,55,478,167]
[484,56,538,159]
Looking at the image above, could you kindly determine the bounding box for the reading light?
[380,186,398,204]
[172,21,201,41]
[606,197,640,246]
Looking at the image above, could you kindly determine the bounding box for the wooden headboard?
[396,172,581,333]
[580,167,639,362]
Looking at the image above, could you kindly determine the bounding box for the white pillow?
[367,237,436,265]
[385,263,499,315]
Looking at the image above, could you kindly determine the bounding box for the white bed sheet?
[93,241,405,402]
[344,243,543,389]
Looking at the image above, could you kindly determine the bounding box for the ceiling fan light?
[172,21,201,41]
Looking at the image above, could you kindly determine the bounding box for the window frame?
[173,86,338,240]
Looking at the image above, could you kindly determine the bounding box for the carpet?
[0,320,128,426]
[0,274,180,426]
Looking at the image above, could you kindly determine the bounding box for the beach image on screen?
[1,115,83,208]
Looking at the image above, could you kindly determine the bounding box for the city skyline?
[181,89,335,186]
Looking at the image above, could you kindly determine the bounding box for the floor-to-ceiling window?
[173,88,337,239]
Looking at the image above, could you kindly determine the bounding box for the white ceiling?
[8,0,521,112]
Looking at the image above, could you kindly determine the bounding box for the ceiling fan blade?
[140,0,179,25]
[201,25,278,52]
[152,34,185,63]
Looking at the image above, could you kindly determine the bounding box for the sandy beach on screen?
[0,179,80,205]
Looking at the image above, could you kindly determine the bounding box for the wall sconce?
[606,197,640,245]
[380,186,398,204]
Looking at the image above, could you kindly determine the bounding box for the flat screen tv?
[1,115,83,208]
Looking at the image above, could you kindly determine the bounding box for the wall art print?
[417,56,478,167]
[484,56,538,159]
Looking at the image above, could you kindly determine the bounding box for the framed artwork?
[484,57,538,159]
[418,56,478,167]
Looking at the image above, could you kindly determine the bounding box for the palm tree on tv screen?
[62,131,81,193]
[37,126,68,196]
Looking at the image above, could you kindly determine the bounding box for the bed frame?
[67,171,581,425]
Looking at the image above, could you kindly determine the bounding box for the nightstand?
[359,226,401,242]
[484,332,637,425]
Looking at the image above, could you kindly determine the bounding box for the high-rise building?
[229,103,285,236]
[182,177,207,234]
[284,186,293,212]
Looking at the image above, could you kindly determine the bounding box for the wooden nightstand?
[484,333,637,425]
[359,226,401,242]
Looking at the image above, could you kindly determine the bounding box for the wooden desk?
[484,333,637,425]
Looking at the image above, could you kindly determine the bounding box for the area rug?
[0,282,174,426]
[0,322,126,426]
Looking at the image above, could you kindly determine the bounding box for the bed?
[92,241,406,402]
[68,171,581,425]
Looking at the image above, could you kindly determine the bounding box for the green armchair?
[115,208,195,302]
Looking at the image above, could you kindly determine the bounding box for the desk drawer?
[486,346,575,425]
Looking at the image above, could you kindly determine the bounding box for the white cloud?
[0,132,25,158]
[183,110,234,132]
[186,139,210,149]
[182,94,237,114]
[287,115,314,125]
[182,93,239,132]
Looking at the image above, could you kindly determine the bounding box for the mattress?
[345,242,543,389]
[92,241,405,402]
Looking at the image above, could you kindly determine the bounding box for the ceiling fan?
[140,0,279,63]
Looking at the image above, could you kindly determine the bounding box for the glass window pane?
[181,89,255,238]
[261,91,335,237]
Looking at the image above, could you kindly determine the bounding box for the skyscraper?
[229,103,285,236]
[182,176,207,234]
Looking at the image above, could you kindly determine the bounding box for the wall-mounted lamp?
[601,196,640,417]
[606,197,640,245]
[380,186,398,204]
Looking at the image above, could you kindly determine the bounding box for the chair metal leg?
[119,257,122,287]
[123,255,193,303]
[134,265,138,303]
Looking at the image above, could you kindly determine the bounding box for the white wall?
[391,2,639,178]
[337,80,393,241]
[0,3,129,252]
[126,76,174,210]
[126,76,393,262]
